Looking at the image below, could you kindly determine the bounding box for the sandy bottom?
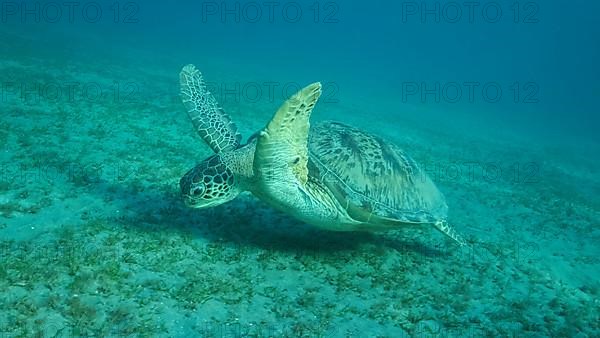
[0,34,598,337]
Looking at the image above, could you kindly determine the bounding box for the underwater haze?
[0,0,598,336]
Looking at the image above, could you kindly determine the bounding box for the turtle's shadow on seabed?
[92,178,447,258]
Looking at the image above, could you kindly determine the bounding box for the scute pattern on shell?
[308,121,448,223]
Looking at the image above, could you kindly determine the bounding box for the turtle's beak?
[182,195,206,208]
[181,194,205,208]
[181,193,231,209]
[182,195,194,207]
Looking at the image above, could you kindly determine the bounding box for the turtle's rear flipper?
[254,83,322,188]
[434,220,467,246]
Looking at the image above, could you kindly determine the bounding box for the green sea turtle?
[178,64,466,246]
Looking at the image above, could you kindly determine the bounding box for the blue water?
[1,0,598,336]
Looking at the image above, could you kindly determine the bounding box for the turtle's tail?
[434,219,467,246]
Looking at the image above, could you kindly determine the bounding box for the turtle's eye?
[191,185,205,196]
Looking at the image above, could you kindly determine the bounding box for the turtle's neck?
[219,138,257,191]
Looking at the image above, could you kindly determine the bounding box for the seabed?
[0,31,598,337]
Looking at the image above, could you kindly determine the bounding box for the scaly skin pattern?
[180,64,241,153]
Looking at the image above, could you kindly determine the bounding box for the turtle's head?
[180,154,239,208]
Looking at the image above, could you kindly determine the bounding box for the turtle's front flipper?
[254,82,322,187]
[180,64,242,153]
